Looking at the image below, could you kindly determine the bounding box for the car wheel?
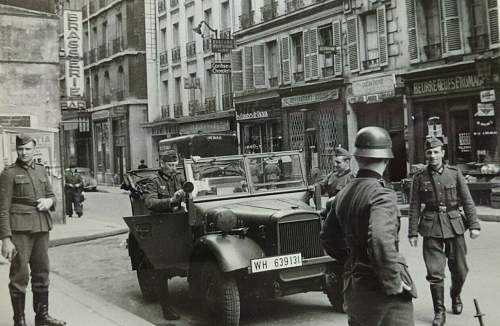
[325,265,345,313]
[201,261,240,326]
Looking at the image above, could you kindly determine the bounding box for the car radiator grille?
[277,219,324,259]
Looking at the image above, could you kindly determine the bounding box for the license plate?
[250,253,302,273]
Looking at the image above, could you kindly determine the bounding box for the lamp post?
[193,20,218,38]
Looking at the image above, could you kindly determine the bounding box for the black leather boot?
[450,289,463,315]
[430,285,446,326]
[33,292,66,326]
[11,293,27,326]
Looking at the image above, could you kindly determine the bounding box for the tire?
[201,261,240,326]
[325,267,345,313]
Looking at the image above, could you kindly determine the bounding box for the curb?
[49,228,129,248]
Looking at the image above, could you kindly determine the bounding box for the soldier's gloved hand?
[170,189,185,205]
[470,229,480,239]
[1,237,17,262]
[36,198,54,211]
[408,236,418,247]
[397,280,412,294]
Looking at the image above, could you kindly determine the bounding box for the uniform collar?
[335,168,351,177]
[16,159,35,170]
[428,164,444,175]
[356,169,382,179]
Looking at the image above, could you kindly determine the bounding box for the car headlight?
[215,209,237,233]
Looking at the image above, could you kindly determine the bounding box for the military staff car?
[122,151,343,326]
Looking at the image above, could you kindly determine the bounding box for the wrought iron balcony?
[268,76,279,87]
[222,94,233,111]
[220,28,232,39]
[188,100,200,116]
[174,103,183,118]
[362,58,379,70]
[161,105,170,119]
[322,65,335,77]
[186,41,196,59]
[171,46,181,64]
[205,97,216,113]
[468,33,489,53]
[239,11,255,30]
[170,0,178,9]
[261,2,278,22]
[423,43,442,60]
[158,0,166,13]
[160,51,169,67]
[98,44,108,60]
[293,71,304,82]
[286,0,304,13]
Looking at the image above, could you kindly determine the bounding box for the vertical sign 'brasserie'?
[64,10,84,98]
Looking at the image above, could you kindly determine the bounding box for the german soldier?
[317,147,354,198]
[0,135,66,326]
[64,167,84,218]
[141,154,186,320]
[408,137,480,326]
[321,126,416,326]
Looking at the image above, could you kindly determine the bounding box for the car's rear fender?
[192,234,264,272]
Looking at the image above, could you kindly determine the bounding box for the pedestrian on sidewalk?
[321,127,417,326]
[0,134,66,326]
[64,167,84,218]
[408,137,481,326]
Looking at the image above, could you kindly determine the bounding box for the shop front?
[281,89,346,177]
[348,74,406,182]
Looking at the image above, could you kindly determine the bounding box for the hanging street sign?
[211,61,231,74]
[318,45,336,54]
[211,38,236,52]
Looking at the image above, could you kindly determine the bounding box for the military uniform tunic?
[0,160,56,294]
[321,169,415,326]
[142,171,185,212]
[318,169,354,198]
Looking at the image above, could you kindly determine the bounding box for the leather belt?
[426,205,458,213]
[12,198,38,207]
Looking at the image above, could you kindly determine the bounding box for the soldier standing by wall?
[0,135,66,326]
[64,167,84,218]
[408,137,481,326]
[321,127,416,326]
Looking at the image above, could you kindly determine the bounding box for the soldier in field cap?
[316,146,354,198]
[0,134,66,326]
[409,136,481,326]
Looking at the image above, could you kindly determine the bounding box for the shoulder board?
[414,167,427,176]
[34,162,44,166]
[446,165,458,171]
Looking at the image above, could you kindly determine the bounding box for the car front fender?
[196,234,264,273]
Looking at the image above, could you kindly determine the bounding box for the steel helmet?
[353,126,394,159]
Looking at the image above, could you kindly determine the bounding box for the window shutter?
[309,28,319,80]
[346,15,360,72]
[487,0,499,48]
[304,30,311,81]
[376,6,388,66]
[253,44,266,87]
[231,50,243,92]
[441,0,463,56]
[281,36,291,85]
[333,19,343,76]
[243,46,254,90]
[406,0,419,63]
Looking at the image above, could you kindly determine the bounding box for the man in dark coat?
[408,137,481,326]
[0,135,66,326]
[321,127,416,326]
[64,168,84,218]
[140,155,186,320]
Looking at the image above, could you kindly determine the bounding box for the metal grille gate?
[289,111,305,150]
[318,107,337,173]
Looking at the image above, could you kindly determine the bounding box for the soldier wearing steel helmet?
[320,126,416,326]
[408,137,480,326]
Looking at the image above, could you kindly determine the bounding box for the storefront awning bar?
[234,91,280,104]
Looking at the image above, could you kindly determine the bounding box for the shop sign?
[281,90,339,108]
[211,38,236,53]
[480,90,496,103]
[476,103,495,116]
[212,61,231,74]
[410,74,484,96]
[348,91,395,104]
[152,124,178,136]
[179,119,230,134]
[63,10,84,97]
[61,98,86,110]
[318,45,336,54]
[0,115,31,127]
[92,110,109,120]
[111,106,127,118]
[236,111,269,121]
[351,75,395,97]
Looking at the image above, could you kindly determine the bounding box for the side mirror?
[183,181,194,194]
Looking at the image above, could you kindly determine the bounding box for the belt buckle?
[438,205,447,213]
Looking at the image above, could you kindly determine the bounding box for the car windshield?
[184,152,306,199]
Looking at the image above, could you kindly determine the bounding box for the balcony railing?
[98,44,108,60]
[205,97,216,113]
[161,105,170,119]
[115,90,124,101]
[158,0,166,13]
[203,37,212,53]
[322,66,335,77]
[82,5,87,19]
[239,11,255,29]
[170,0,179,9]
[286,0,304,13]
[293,71,304,82]
[174,103,183,118]
[268,76,279,87]
[222,94,233,111]
[186,41,196,59]
[423,43,442,60]
[362,58,379,70]
[89,0,96,14]
[159,51,168,66]
[172,46,181,64]
[468,33,489,53]
[220,28,231,39]
[188,100,200,116]
[261,2,278,22]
